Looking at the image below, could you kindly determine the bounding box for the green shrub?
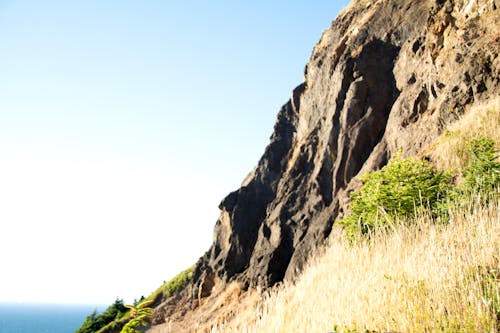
[340,136,499,242]
[462,136,500,193]
[340,156,452,241]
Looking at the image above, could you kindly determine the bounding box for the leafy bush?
[340,135,499,242]
[462,136,500,193]
[340,156,452,240]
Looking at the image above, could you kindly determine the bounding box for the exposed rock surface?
[152,0,499,328]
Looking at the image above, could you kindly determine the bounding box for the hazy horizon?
[0,1,350,305]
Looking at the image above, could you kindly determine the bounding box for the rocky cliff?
[152,0,498,327]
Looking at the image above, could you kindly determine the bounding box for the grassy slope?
[214,198,498,332]
[210,100,499,332]
[91,268,193,333]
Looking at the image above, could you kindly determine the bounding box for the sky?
[0,1,350,305]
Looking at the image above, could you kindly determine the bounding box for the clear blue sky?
[0,0,350,305]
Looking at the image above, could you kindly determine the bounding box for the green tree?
[75,310,100,333]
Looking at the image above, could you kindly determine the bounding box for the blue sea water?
[0,303,104,333]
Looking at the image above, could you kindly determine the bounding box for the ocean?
[0,303,104,333]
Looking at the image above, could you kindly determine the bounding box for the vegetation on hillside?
[75,267,193,333]
[120,300,154,333]
[145,267,193,306]
[209,102,499,332]
[340,134,499,242]
[462,136,500,193]
[76,299,128,333]
[339,155,452,241]
[213,195,499,332]
[339,99,499,242]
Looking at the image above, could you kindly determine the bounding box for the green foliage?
[340,155,452,241]
[340,135,499,242]
[161,267,193,296]
[76,268,193,333]
[75,310,100,333]
[120,300,154,333]
[75,298,128,333]
[462,136,500,193]
[146,267,193,305]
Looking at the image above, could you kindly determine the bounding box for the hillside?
[204,99,500,332]
[77,0,499,332]
[189,0,498,294]
[151,0,499,330]
[142,98,499,332]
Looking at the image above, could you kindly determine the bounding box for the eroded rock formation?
[152,0,499,328]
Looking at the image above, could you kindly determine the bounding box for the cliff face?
[154,0,498,326]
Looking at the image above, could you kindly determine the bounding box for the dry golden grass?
[211,197,499,332]
[424,97,500,172]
